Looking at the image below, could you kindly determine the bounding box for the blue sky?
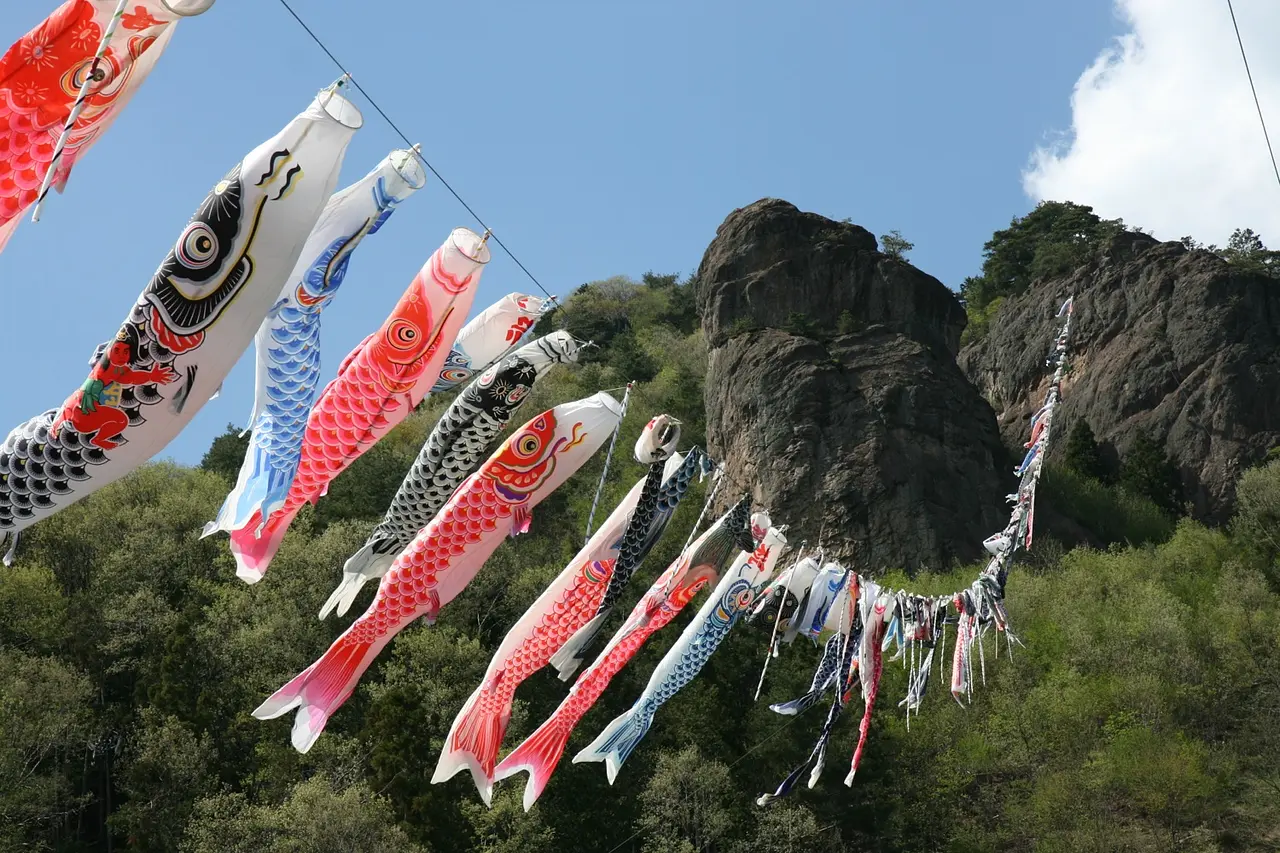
[0,0,1122,465]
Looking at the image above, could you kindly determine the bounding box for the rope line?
[1226,0,1280,192]
[274,0,560,307]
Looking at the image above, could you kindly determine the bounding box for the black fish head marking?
[142,162,261,337]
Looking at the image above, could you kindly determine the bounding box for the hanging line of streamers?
[583,383,634,545]
[751,295,1076,802]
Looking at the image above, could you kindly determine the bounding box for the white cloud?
[1023,0,1280,247]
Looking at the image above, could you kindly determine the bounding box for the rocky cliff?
[959,232,1280,523]
[696,198,1009,573]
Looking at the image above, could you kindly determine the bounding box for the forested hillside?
[4,266,1280,852]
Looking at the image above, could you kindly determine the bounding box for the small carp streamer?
[433,416,702,802]
[0,0,215,253]
[0,84,362,565]
[432,293,550,393]
[205,147,426,544]
[215,227,491,583]
[252,392,624,754]
[494,494,755,811]
[754,296,1076,800]
[575,521,787,785]
[321,331,582,619]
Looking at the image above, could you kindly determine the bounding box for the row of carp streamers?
[0,2,1087,812]
[748,295,1075,805]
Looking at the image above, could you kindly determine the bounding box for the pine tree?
[1063,420,1108,482]
[1120,433,1184,515]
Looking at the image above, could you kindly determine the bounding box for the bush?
[1041,463,1175,546]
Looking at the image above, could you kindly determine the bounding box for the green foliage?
[1230,460,1280,587]
[1041,463,1175,546]
[959,294,1003,347]
[961,201,1125,342]
[181,775,424,853]
[784,311,817,338]
[836,310,858,335]
[1120,433,1184,516]
[200,424,250,485]
[1183,228,1280,277]
[879,229,914,260]
[1062,418,1110,483]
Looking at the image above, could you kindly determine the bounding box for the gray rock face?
[959,232,1280,523]
[696,199,1009,573]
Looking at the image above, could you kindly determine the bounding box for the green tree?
[963,201,1126,315]
[111,710,215,851]
[200,424,250,484]
[880,229,914,260]
[1230,459,1280,586]
[1120,433,1184,516]
[635,746,744,853]
[181,776,425,853]
[1221,227,1280,276]
[0,649,97,850]
[1062,419,1109,482]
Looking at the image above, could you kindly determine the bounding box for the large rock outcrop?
[959,232,1280,523]
[696,199,1009,573]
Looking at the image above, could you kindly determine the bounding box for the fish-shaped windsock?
[847,586,891,785]
[748,554,821,632]
[0,85,361,565]
[204,147,426,544]
[433,293,548,393]
[548,414,692,677]
[433,419,699,803]
[0,0,215,254]
[319,331,580,619]
[222,227,489,583]
[493,494,755,811]
[758,583,860,806]
[252,392,623,753]
[791,561,851,645]
[574,521,786,784]
[769,631,844,717]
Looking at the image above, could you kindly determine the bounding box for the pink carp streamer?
[252,393,623,754]
[216,228,489,583]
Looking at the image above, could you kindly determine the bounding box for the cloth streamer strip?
[253,392,624,754]
[0,85,361,565]
[219,227,491,583]
[321,331,581,619]
[0,0,214,254]
[203,146,426,545]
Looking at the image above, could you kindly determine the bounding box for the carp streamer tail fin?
[430,685,513,805]
[319,541,395,620]
[572,705,653,785]
[493,711,576,812]
[549,609,609,681]
[227,509,293,584]
[252,632,378,754]
[769,683,833,716]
